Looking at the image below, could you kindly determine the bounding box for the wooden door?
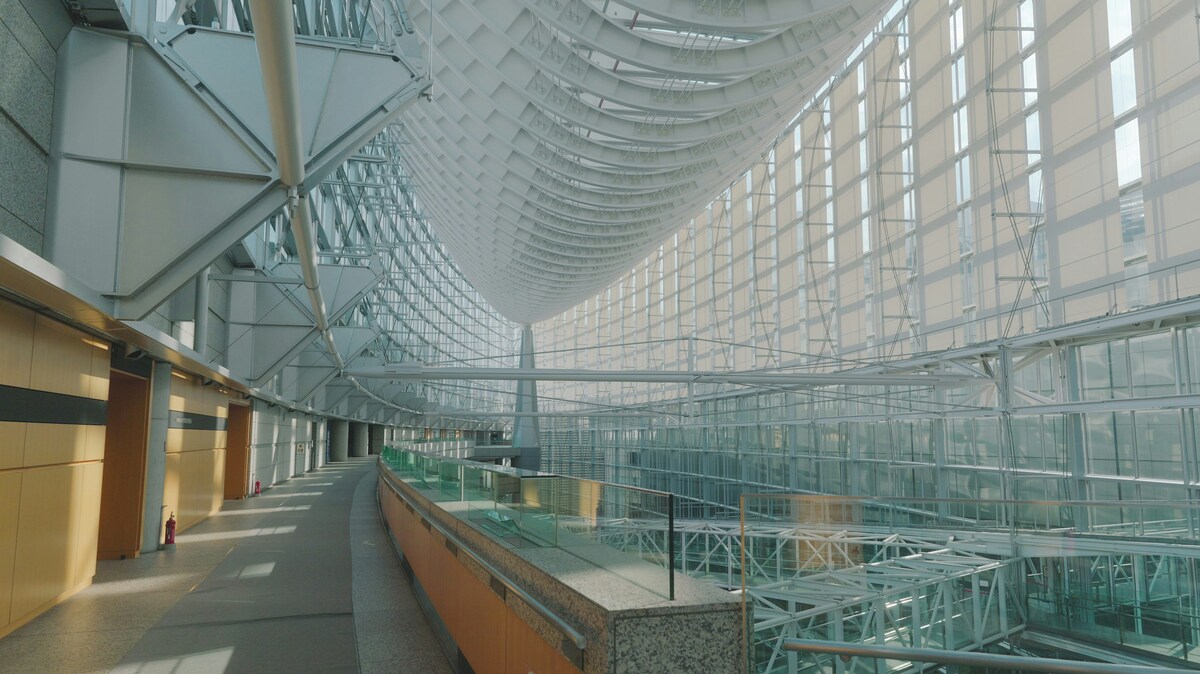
[97,371,150,560]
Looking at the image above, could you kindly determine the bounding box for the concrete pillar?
[329,419,349,462]
[349,421,369,458]
[368,424,385,455]
[511,324,541,471]
[312,419,327,468]
[141,361,172,554]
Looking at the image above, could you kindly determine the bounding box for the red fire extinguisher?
[164,512,177,549]
[254,480,261,496]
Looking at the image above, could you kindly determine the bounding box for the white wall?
[249,401,315,488]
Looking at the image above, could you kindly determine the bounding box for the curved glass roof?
[397,0,893,323]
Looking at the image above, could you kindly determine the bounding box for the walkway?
[0,457,451,673]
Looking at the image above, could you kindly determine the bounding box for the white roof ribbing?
[400,0,892,323]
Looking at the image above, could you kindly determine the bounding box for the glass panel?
[958,207,974,255]
[1111,50,1137,117]
[1120,189,1146,259]
[1018,0,1035,50]
[382,445,676,599]
[1107,0,1133,48]
[1128,332,1175,396]
[949,6,964,52]
[1115,118,1142,186]
[1087,411,1135,476]
[961,258,975,307]
[1025,112,1041,164]
[1031,228,1047,280]
[1022,54,1039,106]
[1135,411,1183,480]
[1125,259,1149,308]
[1081,340,1130,400]
[953,106,970,154]
[1187,327,1200,394]
[1029,169,1044,211]
[951,56,967,103]
[955,156,971,204]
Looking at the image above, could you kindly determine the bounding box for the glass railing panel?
[550,478,675,599]
[464,468,525,541]
[512,475,558,547]
[461,463,493,505]
[381,446,676,599]
[437,460,462,501]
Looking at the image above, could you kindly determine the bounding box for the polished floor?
[0,457,452,673]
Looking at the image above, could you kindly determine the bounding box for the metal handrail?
[391,444,674,498]
[783,639,1199,674]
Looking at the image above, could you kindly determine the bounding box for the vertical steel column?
[996,345,1015,509]
[193,266,210,357]
[1063,344,1091,528]
[313,418,327,468]
[668,493,676,600]
[512,324,541,470]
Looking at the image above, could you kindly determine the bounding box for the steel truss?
[748,552,1022,674]
[559,498,1200,672]
[556,514,1024,674]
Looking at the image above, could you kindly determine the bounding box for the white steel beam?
[342,365,984,387]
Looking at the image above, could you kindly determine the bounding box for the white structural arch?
[401,0,892,323]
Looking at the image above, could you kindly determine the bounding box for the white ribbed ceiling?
[399,0,892,324]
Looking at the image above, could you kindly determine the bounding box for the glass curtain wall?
[535,0,1200,514]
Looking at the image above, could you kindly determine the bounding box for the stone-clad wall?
[0,0,71,254]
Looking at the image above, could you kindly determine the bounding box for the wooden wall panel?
[209,449,226,515]
[169,388,187,414]
[178,450,221,526]
[399,504,429,582]
[163,373,230,533]
[74,462,103,586]
[506,609,578,674]
[0,301,34,389]
[11,466,79,621]
[29,315,102,398]
[455,559,506,674]
[0,298,109,638]
[425,535,459,642]
[0,422,26,470]
[23,424,101,468]
[166,428,183,454]
[0,472,20,630]
[88,339,109,402]
[164,445,225,532]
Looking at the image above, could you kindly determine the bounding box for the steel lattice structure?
[397,0,896,322]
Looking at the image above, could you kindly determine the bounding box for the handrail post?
[669,492,676,600]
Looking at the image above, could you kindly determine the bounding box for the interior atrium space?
[2,0,1200,672]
